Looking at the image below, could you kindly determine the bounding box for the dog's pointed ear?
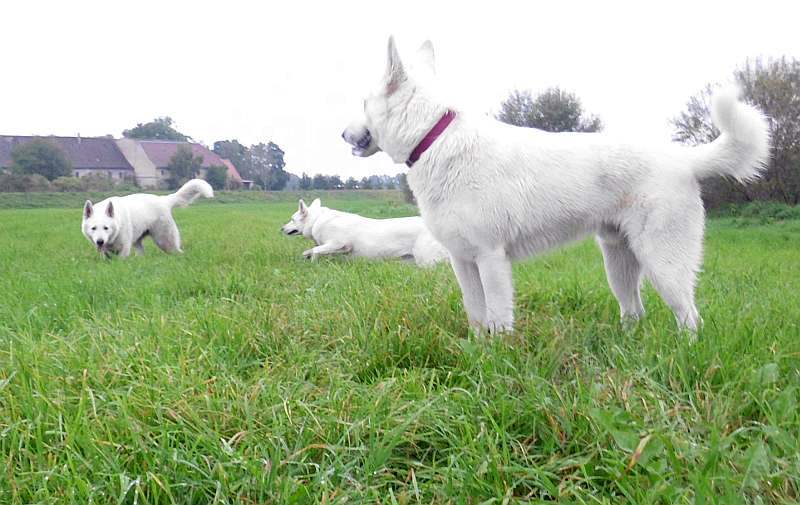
[416,40,436,75]
[105,201,114,218]
[83,200,93,219]
[310,198,321,209]
[299,199,308,216]
[385,36,406,95]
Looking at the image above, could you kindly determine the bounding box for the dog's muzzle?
[342,124,379,157]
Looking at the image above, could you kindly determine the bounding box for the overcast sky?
[1,1,797,177]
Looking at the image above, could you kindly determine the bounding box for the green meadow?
[0,191,798,503]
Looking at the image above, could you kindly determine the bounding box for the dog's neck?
[301,208,324,240]
[379,92,451,164]
[406,110,456,167]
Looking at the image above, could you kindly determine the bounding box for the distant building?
[0,135,135,181]
[0,135,244,189]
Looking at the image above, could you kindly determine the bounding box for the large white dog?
[281,198,449,266]
[82,179,213,258]
[342,38,770,333]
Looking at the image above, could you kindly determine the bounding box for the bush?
[226,179,243,190]
[0,173,51,192]
[205,165,228,191]
[711,201,800,223]
[51,176,85,192]
[80,173,117,191]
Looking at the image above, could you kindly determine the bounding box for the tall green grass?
[0,195,798,503]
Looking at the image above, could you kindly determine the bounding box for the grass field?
[1,192,799,503]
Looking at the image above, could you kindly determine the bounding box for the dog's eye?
[91,226,96,231]
[103,226,109,231]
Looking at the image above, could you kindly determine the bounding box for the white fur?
[343,38,770,333]
[281,198,449,267]
[81,179,213,258]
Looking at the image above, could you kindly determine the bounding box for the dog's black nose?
[96,239,104,246]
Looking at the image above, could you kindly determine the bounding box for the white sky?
[1,0,797,178]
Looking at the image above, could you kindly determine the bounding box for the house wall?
[115,138,160,188]
[73,168,134,180]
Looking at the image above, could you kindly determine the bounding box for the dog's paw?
[620,314,641,333]
[485,319,514,335]
[302,249,317,261]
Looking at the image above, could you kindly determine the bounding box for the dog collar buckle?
[406,110,456,168]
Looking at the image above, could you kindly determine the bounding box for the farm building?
[0,135,244,188]
[0,135,135,181]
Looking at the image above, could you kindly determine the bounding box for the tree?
[344,177,358,189]
[312,174,329,190]
[205,165,228,190]
[166,145,203,189]
[123,117,189,141]
[213,140,249,175]
[247,142,288,190]
[397,173,416,204]
[329,175,343,189]
[671,57,800,206]
[299,173,312,190]
[496,87,602,132]
[10,139,72,181]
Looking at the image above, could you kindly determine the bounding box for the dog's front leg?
[476,250,515,334]
[450,257,487,332]
[118,243,132,258]
[302,242,350,261]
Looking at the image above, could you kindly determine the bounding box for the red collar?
[406,110,456,168]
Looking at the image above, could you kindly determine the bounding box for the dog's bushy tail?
[692,87,770,182]
[166,179,214,208]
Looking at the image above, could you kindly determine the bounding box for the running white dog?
[281,198,449,266]
[82,179,213,258]
[342,38,770,333]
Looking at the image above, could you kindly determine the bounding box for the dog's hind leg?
[451,257,487,332]
[476,250,515,334]
[627,202,704,333]
[152,218,182,254]
[597,224,645,324]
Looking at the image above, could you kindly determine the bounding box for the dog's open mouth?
[284,229,300,236]
[349,131,373,157]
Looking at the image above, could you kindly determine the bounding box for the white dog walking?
[281,198,449,266]
[82,178,214,258]
[342,38,770,333]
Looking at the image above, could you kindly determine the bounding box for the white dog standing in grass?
[82,178,213,258]
[281,198,449,266]
[342,38,770,333]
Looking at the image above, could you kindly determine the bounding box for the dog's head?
[342,37,438,163]
[281,198,321,236]
[82,200,117,254]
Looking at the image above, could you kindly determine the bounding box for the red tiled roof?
[221,158,243,182]
[0,135,133,170]
[137,140,229,169]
